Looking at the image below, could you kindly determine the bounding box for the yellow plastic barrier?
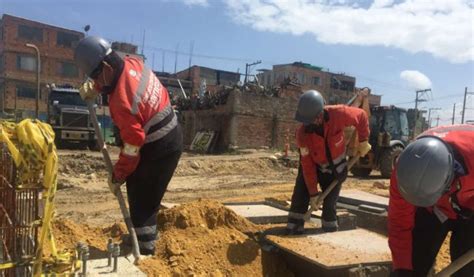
[0,119,77,276]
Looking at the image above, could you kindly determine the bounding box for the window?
[16,55,37,71]
[17,85,37,99]
[18,25,43,42]
[58,61,79,78]
[313,76,321,86]
[57,31,80,47]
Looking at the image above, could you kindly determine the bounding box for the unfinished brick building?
[180,86,303,152]
[0,14,84,119]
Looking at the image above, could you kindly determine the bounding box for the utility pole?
[414,88,431,137]
[188,40,194,80]
[244,60,262,84]
[162,51,165,72]
[436,116,440,127]
[452,103,456,125]
[428,107,441,128]
[174,43,179,74]
[461,87,473,124]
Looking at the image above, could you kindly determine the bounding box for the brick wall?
[0,14,84,115]
[181,88,302,151]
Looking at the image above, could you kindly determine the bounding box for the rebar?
[112,243,120,273]
[1,143,40,276]
[81,244,89,276]
[107,238,113,266]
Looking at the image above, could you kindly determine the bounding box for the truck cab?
[47,84,96,149]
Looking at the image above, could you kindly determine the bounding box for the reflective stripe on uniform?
[145,115,178,144]
[135,225,157,236]
[335,161,347,174]
[321,219,338,228]
[143,104,173,133]
[122,143,140,157]
[288,211,305,220]
[319,153,345,169]
[131,67,152,115]
[138,240,155,250]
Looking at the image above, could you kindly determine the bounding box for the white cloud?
[220,0,474,63]
[180,0,209,7]
[400,70,432,90]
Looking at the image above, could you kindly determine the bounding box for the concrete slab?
[339,190,389,209]
[265,229,391,270]
[225,203,288,224]
[84,256,146,276]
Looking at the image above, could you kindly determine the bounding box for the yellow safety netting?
[0,119,78,276]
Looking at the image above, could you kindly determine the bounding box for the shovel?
[434,248,474,277]
[86,101,141,263]
[303,154,361,221]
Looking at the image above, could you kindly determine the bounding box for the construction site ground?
[52,147,450,276]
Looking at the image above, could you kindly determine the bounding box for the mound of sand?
[48,200,293,277]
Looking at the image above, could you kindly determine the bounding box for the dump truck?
[47,84,97,149]
[348,89,410,178]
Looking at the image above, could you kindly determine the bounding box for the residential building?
[175,65,241,96]
[257,61,359,104]
[111,41,145,62]
[0,14,84,119]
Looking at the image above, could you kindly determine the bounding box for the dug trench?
[52,149,452,275]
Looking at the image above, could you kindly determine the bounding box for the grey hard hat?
[74,36,112,77]
[396,136,454,207]
[295,90,325,124]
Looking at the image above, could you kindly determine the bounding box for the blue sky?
[2,0,473,124]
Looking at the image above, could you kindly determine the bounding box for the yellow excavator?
[346,88,410,178]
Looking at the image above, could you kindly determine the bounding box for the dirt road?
[55,148,389,225]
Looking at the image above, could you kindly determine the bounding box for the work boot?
[284,222,304,235]
[122,235,156,256]
[321,219,338,233]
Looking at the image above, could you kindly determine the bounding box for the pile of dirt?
[58,153,107,177]
[48,200,293,277]
[174,158,289,177]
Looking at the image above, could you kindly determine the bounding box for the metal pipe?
[25,43,41,119]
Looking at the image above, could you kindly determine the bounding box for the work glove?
[79,80,99,101]
[309,193,323,211]
[390,269,413,277]
[108,174,124,196]
[357,141,372,157]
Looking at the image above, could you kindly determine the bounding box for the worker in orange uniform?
[74,36,182,256]
[388,125,474,276]
[286,90,371,234]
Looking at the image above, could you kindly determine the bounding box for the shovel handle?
[435,249,474,277]
[304,154,361,221]
[86,101,141,263]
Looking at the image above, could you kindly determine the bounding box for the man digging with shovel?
[74,36,183,257]
[286,90,371,234]
[388,125,474,277]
